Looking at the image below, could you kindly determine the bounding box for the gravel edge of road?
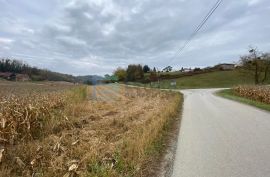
[156,92,183,177]
[157,114,182,177]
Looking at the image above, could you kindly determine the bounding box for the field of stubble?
[0,81,182,177]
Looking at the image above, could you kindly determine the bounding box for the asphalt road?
[172,89,270,177]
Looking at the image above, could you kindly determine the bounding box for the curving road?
[172,89,270,177]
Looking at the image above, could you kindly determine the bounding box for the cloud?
[0,37,14,51]
[56,36,87,46]
[0,37,14,44]
[0,0,270,75]
[248,0,261,6]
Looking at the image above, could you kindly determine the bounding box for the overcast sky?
[0,0,270,75]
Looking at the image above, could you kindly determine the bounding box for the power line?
[168,0,223,66]
[175,0,222,55]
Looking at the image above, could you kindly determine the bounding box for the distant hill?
[76,75,104,84]
[0,58,104,83]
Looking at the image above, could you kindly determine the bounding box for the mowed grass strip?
[0,82,182,177]
[217,88,270,112]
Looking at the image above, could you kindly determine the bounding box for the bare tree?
[240,47,270,84]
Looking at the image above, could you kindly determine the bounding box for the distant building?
[215,63,235,70]
[15,74,30,81]
[0,72,14,80]
[0,72,30,81]
[180,67,193,73]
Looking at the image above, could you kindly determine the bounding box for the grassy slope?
[134,69,270,89]
[160,70,257,89]
[217,89,270,112]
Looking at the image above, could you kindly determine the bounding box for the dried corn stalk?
[234,85,270,104]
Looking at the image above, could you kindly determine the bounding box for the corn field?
[233,85,270,104]
[0,92,67,143]
[0,82,182,177]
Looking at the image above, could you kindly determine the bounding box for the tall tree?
[126,64,144,81]
[143,65,150,73]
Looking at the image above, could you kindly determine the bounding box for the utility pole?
[157,68,160,88]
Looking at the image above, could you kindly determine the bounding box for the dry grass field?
[0,81,182,177]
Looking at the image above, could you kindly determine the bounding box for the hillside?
[76,75,104,84]
[0,59,104,83]
[133,69,270,89]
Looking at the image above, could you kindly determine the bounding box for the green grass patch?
[217,89,270,112]
[159,70,258,89]
[130,69,270,89]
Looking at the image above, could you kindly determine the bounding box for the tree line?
[112,64,158,83]
[0,58,76,82]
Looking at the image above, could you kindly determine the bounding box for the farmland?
[0,81,182,177]
[234,85,270,104]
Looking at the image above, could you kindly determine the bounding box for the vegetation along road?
[172,89,270,177]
